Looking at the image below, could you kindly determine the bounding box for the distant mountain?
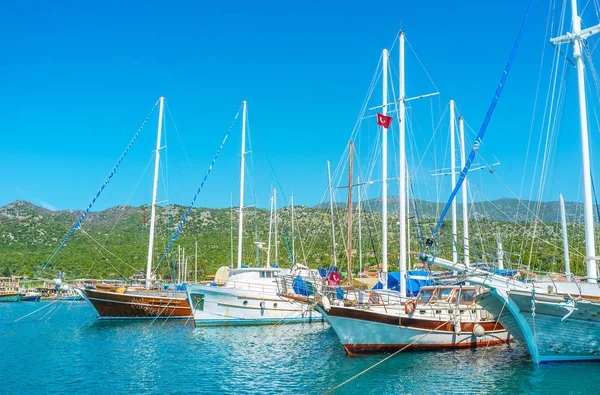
[318,197,592,223]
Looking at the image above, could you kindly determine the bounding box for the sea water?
[1,301,599,394]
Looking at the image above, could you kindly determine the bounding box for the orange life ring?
[404,300,416,314]
[369,291,381,304]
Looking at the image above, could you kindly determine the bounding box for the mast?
[497,235,504,270]
[459,115,470,266]
[551,0,600,283]
[560,193,572,281]
[398,32,407,297]
[177,244,181,284]
[236,100,247,269]
[291,194,295,265]
[450,100,458,265]
[346,141,354,284]
[357,176,363,275]
[230,192,234,269]
[327,160,338,268]
[145,96,164,288]
[266,193,274,268]
[274,188,278,266]
[382,48,389,289]
[195,239,198,283]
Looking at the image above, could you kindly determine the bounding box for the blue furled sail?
[432,0,534,237]
[37,100,160,275]
[155,107,242,269]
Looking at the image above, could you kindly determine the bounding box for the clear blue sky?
[1,0,599,211]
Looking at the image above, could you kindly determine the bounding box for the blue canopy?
[372,270,433,297]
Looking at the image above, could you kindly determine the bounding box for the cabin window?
[459,290,476,303]
[243,300,248,306]
[273,303,278,308]
[193,294,205,311]
[417,289,434,303]
[433,289,452,301]
[259,271,273,278]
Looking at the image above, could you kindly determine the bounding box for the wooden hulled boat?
[314,285,510,354]
[78,285,190,319]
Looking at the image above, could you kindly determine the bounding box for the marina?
[3,0,600,393]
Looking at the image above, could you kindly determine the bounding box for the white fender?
[322,295,331,312]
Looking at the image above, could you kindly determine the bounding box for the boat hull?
[316,304,510,354]
[78,288,191,320]
[21,295,41,302]
[186,284,322,326]
[479,289,600,363]
[0,293,22,302]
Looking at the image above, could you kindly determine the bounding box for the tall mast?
[236,100,247,269]
[291,194,295,265]
[398,32,407,297]
[266,193,274,268]
[327,160,338,268]
[195,239,198,283]
[450,100,458,265]
[274,188,278,266]
[560,193,572,281]
[145,96,164,288]
[551,1,600,283]
[459,115,470,266]
[382,48,389,289]
[357,176,363,275]
[497,235,504,270]
[346,141,354,284]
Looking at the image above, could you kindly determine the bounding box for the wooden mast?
[346,141,354,285]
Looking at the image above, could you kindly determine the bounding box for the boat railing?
[226,280,280,295]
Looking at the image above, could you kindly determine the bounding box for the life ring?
[369,291,381,304]
[404,300,416,314]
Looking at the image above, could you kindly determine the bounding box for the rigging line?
[79,228,130,280]
[467,182,585,258]
[101,153,154,245]
[80,227,140,272]
[324,308,471,395]
[432,0,534,236]
[405,36,439,92]
[38,99,160,275]
[521,0,567,256]
[165,100,197,178]
[155,106,242,270]
[591,174,600,222]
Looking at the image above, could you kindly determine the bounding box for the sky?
[2,0,600,212]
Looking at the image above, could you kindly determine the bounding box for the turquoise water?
[1,301,599,394]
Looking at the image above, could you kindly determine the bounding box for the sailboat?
[185,101,322,326]
[420,0,600,363]
[307,32,511,353]
[77,97,191,319]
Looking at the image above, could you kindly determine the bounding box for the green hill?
[0,199,593,280]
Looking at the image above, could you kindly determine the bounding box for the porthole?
[243,300,248,306]
[273,303,278,309]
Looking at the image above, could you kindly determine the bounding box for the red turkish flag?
[377,113,393,128]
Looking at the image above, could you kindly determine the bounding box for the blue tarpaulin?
[318,266,338,278]
[292,275,314,296]
[372,270,433,297]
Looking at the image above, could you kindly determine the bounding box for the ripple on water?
[1,302,599,394]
